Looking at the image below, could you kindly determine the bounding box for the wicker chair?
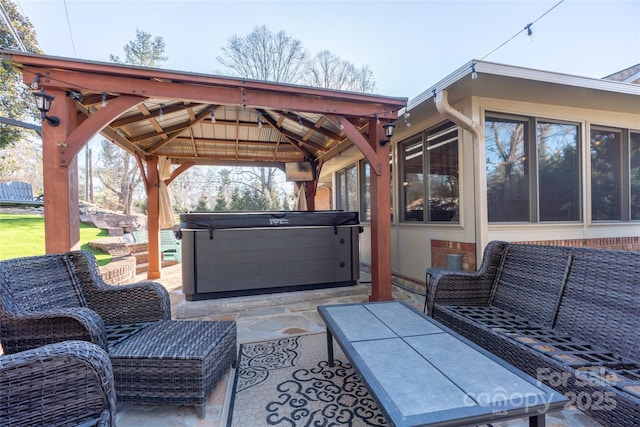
[0,251,237,418]
[0,340,116,426]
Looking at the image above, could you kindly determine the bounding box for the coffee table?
[317,301,568,427]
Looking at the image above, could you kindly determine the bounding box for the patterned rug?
[226,333,388,426]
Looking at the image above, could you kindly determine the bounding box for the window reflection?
[486,118,530,222]
[538,122,580,221]
[631,133,640,220]
[427,122,459,222]
[399,121,459,223]
[591,128,622,221]
[401,134,424,221]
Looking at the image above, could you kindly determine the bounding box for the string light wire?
[477,0,565,62]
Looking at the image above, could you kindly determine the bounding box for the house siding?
[321,62,639,289]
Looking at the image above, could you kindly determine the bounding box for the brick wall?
[431,240,477,272]
[314,184,332,210]
[363,236,639,295]
[99,256,136,285]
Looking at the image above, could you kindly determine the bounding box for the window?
[591,128,622,220]
[591,127,640,222]
[360,161,370,221]
[427,121,459,222]
[631,132,640,220]
[358,154,393,223]
[485,113,580,222]
[336,164,357,212]
[537,122,580,221]
[400,134,424,221]
[399,121,459,223]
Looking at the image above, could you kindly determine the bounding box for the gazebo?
[0,49,407,301]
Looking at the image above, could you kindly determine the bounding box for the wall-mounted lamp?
[32,88,60,127]
[379,122,396,147]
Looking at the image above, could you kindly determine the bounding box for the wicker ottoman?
[109,320,237,418]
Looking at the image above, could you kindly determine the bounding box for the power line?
[478,0,566,62]
[0,0,27,51]
[63,0,77,56]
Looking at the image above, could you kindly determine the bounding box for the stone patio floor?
[115,264,602,427]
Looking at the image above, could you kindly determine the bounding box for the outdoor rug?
[226,333,388,426]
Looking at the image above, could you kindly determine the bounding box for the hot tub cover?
[179,211,359,231]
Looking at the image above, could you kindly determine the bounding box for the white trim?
[407,60,640,112]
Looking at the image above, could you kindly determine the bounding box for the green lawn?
[0,213,111,265]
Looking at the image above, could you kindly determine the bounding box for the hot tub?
[178,211,361,300]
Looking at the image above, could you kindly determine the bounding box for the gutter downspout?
[434,89,488,268]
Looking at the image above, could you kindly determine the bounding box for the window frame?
[485,112,582,224]
[590,125,640,222]
[398,120,460,224]
[335,163,358,213]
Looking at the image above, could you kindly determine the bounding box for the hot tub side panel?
[181,225,360,299]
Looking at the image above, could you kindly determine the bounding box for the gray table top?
[318,301,568,427]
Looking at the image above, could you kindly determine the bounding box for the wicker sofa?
[426,241,639,427]
[0,340,116,426]
[0,250,237,418]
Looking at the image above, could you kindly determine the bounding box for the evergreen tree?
[194,195,209,212]
[213,185,228,210]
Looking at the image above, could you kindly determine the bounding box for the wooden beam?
[42,89,80,253]
[324,114,383,175]
[258,109,328,153]
[257,109,312,157]
[135,153,148,194]
[23,67,405,118]
[147,108,212,154]
[99,126,146,157]
[110,102,198,127]
[367,117,393,301]
[13,56,405,114]
[166,163,194,184]
[145,155,161,279]
[275,111,342,141]
[61,95,144,166]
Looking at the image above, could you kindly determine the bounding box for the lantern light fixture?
[380,122,396,147]
[32,88,60,127]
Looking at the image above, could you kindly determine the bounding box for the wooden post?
[369,118,393,301]
[305,180,317,211]
[146,155,161,279]
[42,89,81,253]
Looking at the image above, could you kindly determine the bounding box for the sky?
[11,0,640,102]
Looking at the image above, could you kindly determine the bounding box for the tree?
[217,26,377,93]
[215,26,375,212]
[194,195,209,212]
[217,25,307,84]
[304,50,376,93]
[0,137,43,193]
[0,0,42,151]
[94,139,142,213]
[213,185,228,210]
[110,28,167,67]
[98,29,167,214]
